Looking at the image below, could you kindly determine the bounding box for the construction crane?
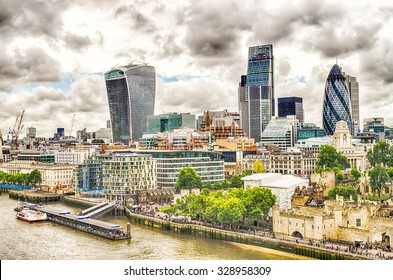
[69,113,76,138]
[10,110,25,150]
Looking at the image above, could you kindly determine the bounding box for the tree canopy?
[173,187,276,229]
[317,145,350,170]
[350,167,362,183]
[328,186,358,202]
[366,141,391,167]
[174,167,203,192]
[0,169,42,188]
[368,164,388,201]
[253,160,266,173]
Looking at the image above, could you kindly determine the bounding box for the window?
[356,219,361,227]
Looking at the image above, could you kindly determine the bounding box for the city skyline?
[1,0,393,137]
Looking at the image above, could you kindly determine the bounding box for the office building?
[297,123,326,140]
[199,110,245,140]
[278,97,304,126]
[363,117,385,141]
[27,127,37,138]
[147,113,196,134]
[260,116,300,151]
[322,64,352,136]
[239,44,274,141]
[126,150,225,188]
[105,63,156,144]
[346,75,359,134]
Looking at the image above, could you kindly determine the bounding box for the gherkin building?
[322,64,352,135]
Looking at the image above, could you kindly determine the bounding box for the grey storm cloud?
[64,32,93,51]
[307,23,381,58]
[184,1,252,58]
[360,39,393,84]
[0,0,69,39]
[0,48,61,91]
[114,4,157,34]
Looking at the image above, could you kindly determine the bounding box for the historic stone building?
[273,196,393,248]
[332,120,370,171]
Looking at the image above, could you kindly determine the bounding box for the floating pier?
[24,204,130,240]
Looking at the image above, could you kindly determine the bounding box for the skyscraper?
[346,75,359,134]
[278,97,304,126]
[238,44,274,142]
[105,63,156,144]
[322,64,352,136]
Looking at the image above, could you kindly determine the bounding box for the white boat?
[16,209,47,222]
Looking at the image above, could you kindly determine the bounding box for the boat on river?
[16,209,47,222]
[14,202,42,211]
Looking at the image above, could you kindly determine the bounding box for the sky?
[1,0,393,138]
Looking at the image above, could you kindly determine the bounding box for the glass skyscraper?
[322,64,352,136]
[105,64,156,144]
[278,97,304,126]
[239,44,274,142]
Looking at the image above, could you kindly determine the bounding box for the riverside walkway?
[132,209,393,260]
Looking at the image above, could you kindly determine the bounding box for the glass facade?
[322,64,352,136]
[147,113,196,134]
[260,116,299,151]
[239,44,274,141]
[105,64,156,144]
[120,150,225,188]
[278,97,304,125]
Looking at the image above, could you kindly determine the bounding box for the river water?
[0,194,301,260]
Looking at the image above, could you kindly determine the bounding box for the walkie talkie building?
[105,64,156,144]
[322,64,352,136]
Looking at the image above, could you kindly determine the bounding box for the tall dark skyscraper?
[278,97,304,126]
[105,63,156,144]
[346,75,359,134]
[238,44,274,142]
[322,64,352,136]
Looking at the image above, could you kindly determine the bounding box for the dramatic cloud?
[1,0,393,137]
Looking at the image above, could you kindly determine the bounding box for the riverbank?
[232,243,314,260]
[124,208,360,260]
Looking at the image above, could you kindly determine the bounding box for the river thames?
[0,194,305,260]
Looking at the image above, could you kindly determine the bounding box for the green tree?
[189,194,208,221]
[29,169,42,188]
[336,172,344,185]
[328,186,358,202]
[350,167,362,184]
[204,197,223,224]
[317,145,350,170]
[230,175,243,189]
[217,197,245,229]
[241,169,252,177]
[243,187,276,227]
[366,141,390,167]
[253,160,265,173]
[368,165,388,202]
[174,167,203,192]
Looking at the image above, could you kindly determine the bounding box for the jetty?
[23,203,130,240]
[9,190,61,203]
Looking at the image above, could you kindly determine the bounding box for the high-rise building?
[27,127,37,138]
[278,97,304,126]
[105,63,156,144]
[322,64,352,136]
[346,75,359,134]
[239,44,274,142]
[238,75,249,136]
